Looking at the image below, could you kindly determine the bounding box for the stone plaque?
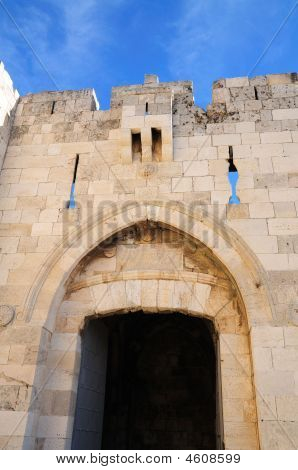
[0,305,15,327]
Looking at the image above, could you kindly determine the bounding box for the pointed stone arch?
[22,201,276,450]
[23,201,274,329]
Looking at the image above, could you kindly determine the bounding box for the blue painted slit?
[68,154,79,209]
[69,182,76,209]
[227,146,240,204]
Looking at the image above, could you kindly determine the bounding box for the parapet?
[18,88,99,114]
[111,74,193,108]
[212,72,298,106]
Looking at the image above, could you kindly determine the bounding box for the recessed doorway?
[72,312,219,450]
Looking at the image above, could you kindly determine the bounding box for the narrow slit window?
[131,131,142,162]
[145,102,149,114]
[229,145,234,159]
[51,101,56,114]
[227,146,240,204]
[68,154,79,209]
[152,128,162,161]
[254,87,258,100]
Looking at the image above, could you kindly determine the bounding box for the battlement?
[19,87,99,113]
[212,72,298,106]
[0,65,298,451]
[111,74,193,108]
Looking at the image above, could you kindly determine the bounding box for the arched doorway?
[23,203,268,449]
[72,312,218,450]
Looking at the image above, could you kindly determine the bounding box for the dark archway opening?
[72,312,217,450]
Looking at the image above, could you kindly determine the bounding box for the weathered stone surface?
[0,68,298,450]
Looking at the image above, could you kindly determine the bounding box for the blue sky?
[0,0,297,109]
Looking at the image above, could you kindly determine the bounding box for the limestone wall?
[0,70,297,449]
[0,62,19,172]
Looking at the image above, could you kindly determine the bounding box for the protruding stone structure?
[0,62,19,171]
[0,66,298,450]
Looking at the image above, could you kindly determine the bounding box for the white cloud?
[164,0,289,107]
[0,0,126,91]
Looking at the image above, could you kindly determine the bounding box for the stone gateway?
[0,65,298,449]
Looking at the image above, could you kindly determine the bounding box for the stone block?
[256,120,282,133]
[220,353,252,377]
[255,394,277,421]
[272,108,298,120]
[9,183,38,197]
[1,211,21,223]
[244,235,278,253]
[259,421,297,450]
[252,347,273,370]
[20,168,49,183]
[212,134,241,146]
[0,346,10,365]
[88,180,113,195]
[237,189,269,203]
[20,209,40,223]
[241,133,260,144]
[182,160,208,176]
[274,202,296,218]
[0,237,19,253]
[226,77,249,88]
[284,327,298,347]
[50,333,80,353]
[244,100,262,111]
[227,219,268,237]
[249,202,274,218]
[39,209,59,223]
[222,375,253,399]
[260,131,292,144]
[31,223,53,236]
[38,182,56,196]
[276,396,298,421]
[226,204,249,219]
[272,348,298,371]
[0,198,17,211]
[258,157,273,174]
[268,218,298,235]
[271,84,297,98]
[224,422,259,450]
[282,119,298,131]
[0,169,21,184]
[232,144,252,158]
[251,326,284,348]
[289,173,298,187]
[254,173,288,189]
[258,253,288,270]
[254,370,294,395]
[171,177,192,192]
[220,334,249,355]
[193,176,214,191]
[0,411,34,437]
[269,189,298,202]
[37,416,73,439]
[273,157,298,173]
[235,121,255,133]
[174,147,197,161]
[251,143,283,157]
[283,142,298,157]
[230,86,255,101]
